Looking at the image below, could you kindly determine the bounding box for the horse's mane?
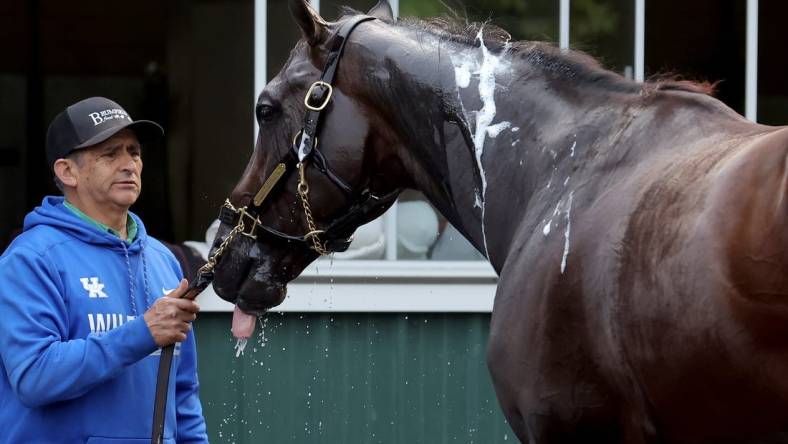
[338,6,715,97]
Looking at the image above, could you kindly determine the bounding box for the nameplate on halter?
[254,163,287,206]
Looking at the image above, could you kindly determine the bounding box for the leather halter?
[219,15,400,254]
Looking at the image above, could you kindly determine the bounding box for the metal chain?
[197,200,245,276]
[212,162,329,263]
[297,162,329,255]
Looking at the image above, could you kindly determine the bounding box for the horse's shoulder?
[756,125,788,148]
[722,125,788,176]
[699,124,788,305]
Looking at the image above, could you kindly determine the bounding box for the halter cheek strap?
[220,15,401,255]
[296,15,377,161]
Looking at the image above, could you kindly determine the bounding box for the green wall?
[194,312,512,443]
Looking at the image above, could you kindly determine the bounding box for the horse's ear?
[367,0,394,21]
[288,0,328,46]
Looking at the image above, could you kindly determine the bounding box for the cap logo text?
[88,108,130,126]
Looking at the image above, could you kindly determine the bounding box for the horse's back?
[615,124,788,443]
[713,125,788,308]
[489,123,788,443]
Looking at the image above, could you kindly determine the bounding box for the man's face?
[71,129,143,210]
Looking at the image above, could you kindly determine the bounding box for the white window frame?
[198,260,497,312]
[560,0,570,49]
[635,0,645,82]
[745,0,758,122]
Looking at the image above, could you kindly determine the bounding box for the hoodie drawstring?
[122,242,153,317]
[141,244,152,307]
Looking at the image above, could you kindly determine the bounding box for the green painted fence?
[194,312,513,443]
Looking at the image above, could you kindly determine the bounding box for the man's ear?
[53,158,78,188]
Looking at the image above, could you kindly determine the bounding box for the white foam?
[449,27,511,260]
[543,221,551,236]
[473,28,507,258]
[561,192,574,273]
[487,121,511,138]
[454,61,473,89]
[472,29,500,154]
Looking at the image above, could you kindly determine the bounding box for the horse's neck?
[376,37,621,269]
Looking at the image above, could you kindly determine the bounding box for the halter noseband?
[219,15,400,255]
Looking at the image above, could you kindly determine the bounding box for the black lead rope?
[151,273,213,444]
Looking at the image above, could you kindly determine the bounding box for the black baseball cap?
[45,97,164,169]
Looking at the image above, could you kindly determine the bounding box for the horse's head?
[210,0,403,315]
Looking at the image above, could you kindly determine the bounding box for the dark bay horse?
[210,1,788,442]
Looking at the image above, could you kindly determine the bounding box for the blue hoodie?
[0,197,208,443]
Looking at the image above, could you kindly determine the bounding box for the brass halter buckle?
[222,199,263,240]
[236,206,262,239]
[196,200,249,276]
[304,81,333,111]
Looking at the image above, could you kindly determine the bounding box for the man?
[0,97,208,442]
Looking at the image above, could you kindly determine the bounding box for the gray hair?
[52,150,85,193]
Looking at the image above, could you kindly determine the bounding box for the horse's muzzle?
[237,278,287,314]
[213,261,288,313]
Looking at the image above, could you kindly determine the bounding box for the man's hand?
[143,279,200,347]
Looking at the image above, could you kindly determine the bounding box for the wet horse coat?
[211,1,788,442]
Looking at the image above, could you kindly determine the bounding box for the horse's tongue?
[231,305,256,339]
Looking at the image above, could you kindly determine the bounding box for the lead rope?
[152,214,244,444]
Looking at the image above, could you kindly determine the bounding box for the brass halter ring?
[293,130,319,154]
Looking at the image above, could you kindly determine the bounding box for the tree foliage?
[399,0,630,71]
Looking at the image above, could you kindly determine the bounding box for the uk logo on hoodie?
[80,277,108,298]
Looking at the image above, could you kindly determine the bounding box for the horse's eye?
[256,103,279,123]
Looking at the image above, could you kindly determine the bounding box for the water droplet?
[234,338,248,357]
